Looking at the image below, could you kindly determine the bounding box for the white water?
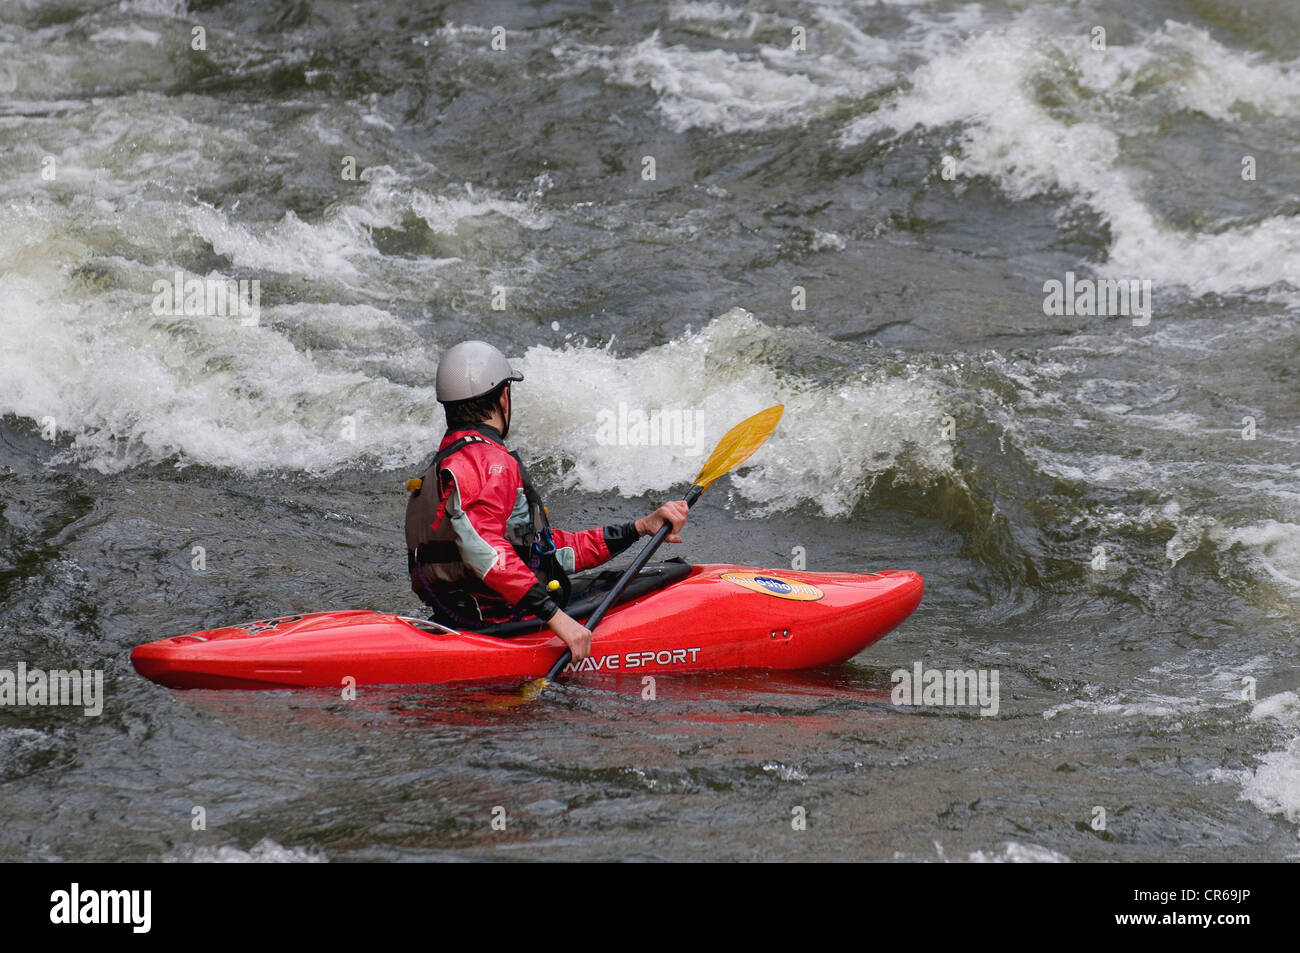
[1240,692,1300,830]
[841,18,1300,296]
[561,3,1300,297]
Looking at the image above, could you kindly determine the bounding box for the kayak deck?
[130,564,923,690]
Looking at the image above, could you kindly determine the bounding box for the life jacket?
[405,427,571,624]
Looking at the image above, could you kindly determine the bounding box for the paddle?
[522,404,784,700]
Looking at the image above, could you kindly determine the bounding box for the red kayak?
[130,562,923,690]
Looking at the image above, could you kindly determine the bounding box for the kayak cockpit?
[453,558,694,638]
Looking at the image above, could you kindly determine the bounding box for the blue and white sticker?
[721,572,824,601]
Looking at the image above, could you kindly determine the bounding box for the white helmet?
[435,340,524,402]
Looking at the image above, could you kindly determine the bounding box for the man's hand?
[548,610,592,661]
[635,500,690,543]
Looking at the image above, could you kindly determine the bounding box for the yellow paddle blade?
[487,677,548,709]
[520,676,549,702]
[692,404,783,490]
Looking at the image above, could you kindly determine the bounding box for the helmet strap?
[498,384,512,439]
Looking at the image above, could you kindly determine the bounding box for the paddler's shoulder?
[438,426,519,477]
[441,425,511,453]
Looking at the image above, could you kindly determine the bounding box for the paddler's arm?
[550,523,638,572]
[541,502,688,662]
[634,500,689,544]
[551,500,690,573]
[546,611,592,662]
[468,519,592,660]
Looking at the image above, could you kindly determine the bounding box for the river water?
[1,0,1298,861]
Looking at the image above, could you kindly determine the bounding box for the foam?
[554,31,887,134]
[517,309,955,512]
[1209,521,1300,592]
[1238,692,1300,826]
[1043,658,1272,721]
[842,21,1300,297]
[966,841,1071,863]
[2,238,954,500]
[163,837,327,863]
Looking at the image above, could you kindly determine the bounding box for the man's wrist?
[604,522,642,557]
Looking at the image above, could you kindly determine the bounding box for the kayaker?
[405,341,689,661]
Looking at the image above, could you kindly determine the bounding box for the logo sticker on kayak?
[564,648,701,674]
[721,572,824,601]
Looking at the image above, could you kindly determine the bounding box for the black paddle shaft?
[542,484,704,682]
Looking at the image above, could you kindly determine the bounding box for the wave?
[841,19,1300,296]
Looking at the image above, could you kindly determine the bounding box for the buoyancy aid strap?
[509,451,554,553]
[427,434,490,496]
[507,452,571,608]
